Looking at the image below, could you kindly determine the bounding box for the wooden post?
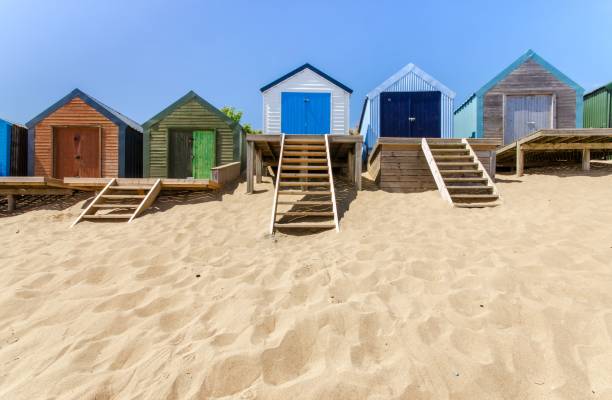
[354,141,362,190]
[7,195,15,212]
[246,141,254,193]
[516,143,524,177]
[582,148,591,171]
[347,150,354,182]
[255,148,263,183]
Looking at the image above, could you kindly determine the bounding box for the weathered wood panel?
[484,59,577,144]
[34,97,118,177]
[148,99,237,178]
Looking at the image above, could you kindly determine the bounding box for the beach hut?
[454,50,584,144]
[26,89,143,179]
[0,118,28,176]
[583,82,612,128]
[142,91,244,180]
[260,63,352,134]
[358,63,456,152]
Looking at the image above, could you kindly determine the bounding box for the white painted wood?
[269,134,286,234]
[262,68,350,135]
[325,134,340,232]
[421,138,453,205]
[71,178,116,227]
[462,138,501,202]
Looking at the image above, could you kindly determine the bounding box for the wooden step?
[431,149,469,154]
[101,194,146,199]
[451,194,499,201]
[278,190,331,195]
[446,185,491,190]
[439,169,483,175]
[436,162,478,168]
[82,214,132,219]
[280,173,329,178]
[274,222,336,229]
[284,139,326,144]
[279,181,330,187]
[454,202,500,208]
[283,158,328,163]
[434,155,473,161]
[443,177,488,183]
[283,151,327,157]
[108,185,152,190]
[284,145,325,150]
[277,201,333,205]
[276,211,334,216]
[428,143,466,149]
[91,204,139,208]
[281,165,329,170]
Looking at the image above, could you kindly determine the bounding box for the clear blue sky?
[1,0,611,129]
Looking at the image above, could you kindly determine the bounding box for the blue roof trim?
[476,49,584,97]
[260,63,353,94]
[26,88,142,132]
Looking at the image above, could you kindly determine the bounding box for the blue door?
[281,92,331,134]
[0,121,11,176]
[380,91,441,138]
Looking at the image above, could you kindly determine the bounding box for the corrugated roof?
[366,63,456,100]
[584,82,612,98]
[260,63,353,94]
[26,88,143,132]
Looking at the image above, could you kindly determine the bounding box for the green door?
[192,130,216,179]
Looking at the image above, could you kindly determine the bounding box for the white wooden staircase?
[270,134,339,233]
[422,138,501,208]
[71,178,162,226]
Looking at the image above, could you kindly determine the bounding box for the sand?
[1,163,612,400]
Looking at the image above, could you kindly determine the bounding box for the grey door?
[504,95,552,144]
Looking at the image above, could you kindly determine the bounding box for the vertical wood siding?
[33,97,119,177]
[483,59,576,144]
[362,69,454,150]
[262,68,350,135]
[583,88,611,128]
[147,99,238,178]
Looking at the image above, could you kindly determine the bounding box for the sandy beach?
[1,164,612,400]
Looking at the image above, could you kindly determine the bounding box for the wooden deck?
[62,177,220,191]
[368,138,499,192]
[496,129,612,175]
[245,134,363,193]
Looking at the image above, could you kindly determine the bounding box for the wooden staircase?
[71,178,162,226]
[270,134,339,233]
[421,138,500,208]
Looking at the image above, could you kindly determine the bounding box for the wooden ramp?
[71,178,161,226]
[270,134,339,233]
[422,138,500,208]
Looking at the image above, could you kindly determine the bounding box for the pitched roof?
[0,117,26,129]
[26,88,142,132]
[260,63,353,94]
[584,82,612,97]
[475,49,584,97]
[366,63,456,99]
[141,90,238,130]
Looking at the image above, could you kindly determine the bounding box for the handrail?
[421,138,453,205]
[269,134,286,234]
[462,138,501,202]
[325,134,340,232]
[70,178,116,227]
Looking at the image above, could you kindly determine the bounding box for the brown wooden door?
[54,126,101,178]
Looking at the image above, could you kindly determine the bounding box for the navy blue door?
[380,91,441,138]
[281,92,331,134]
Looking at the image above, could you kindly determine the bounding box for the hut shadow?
[0,192,91,218]
[499,161,612,179]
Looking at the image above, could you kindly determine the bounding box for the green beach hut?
[142,91,243,179]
